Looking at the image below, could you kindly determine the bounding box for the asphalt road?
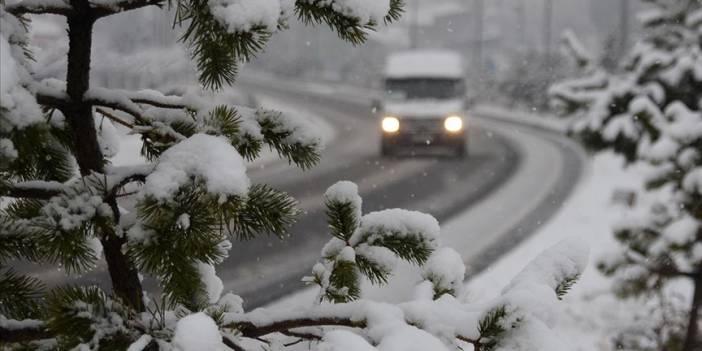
[217,79,585,308]
[14,79,585,310]
[219,84,520,307]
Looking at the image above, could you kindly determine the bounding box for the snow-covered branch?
[2,166,151,202]
[624,252,697,279]
[5,0,73,16]
[560,29,593,69]
[91,0,165,18]
[34,86,188,140]
[227,314,366,339]
[0,319,51,343]
[211,189,590,351]
[222,302,481,347]
[6,0,164,18]
[551,2,702,348]
[105,165,153,193]
[2,180,65,199]
[35,85,186,119]
[0,0,607,348]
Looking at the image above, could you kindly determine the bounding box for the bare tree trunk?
[683,268,702,351]
[64,1,145,311]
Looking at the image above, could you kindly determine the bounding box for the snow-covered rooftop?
[384,50,464,79]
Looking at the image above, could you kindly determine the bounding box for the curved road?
[18,79,586,309]
[220,79,586,307]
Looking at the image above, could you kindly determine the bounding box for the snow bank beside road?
[465,152,660,350]
[472,104,572,133]
[243,71,575,136]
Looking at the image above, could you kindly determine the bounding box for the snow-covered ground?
[466,151,666,350]
[472,104,571,133]
[101,85,677,350]
[263,151,648,350]
[254,95,669,349]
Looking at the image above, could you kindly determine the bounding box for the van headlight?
[382,116,400,133]
[444,116,463,132]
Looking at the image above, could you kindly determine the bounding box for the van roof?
[384,50,464,79]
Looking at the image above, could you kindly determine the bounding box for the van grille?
[401,118,443,133]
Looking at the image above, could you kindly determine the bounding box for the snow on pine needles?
[1,0,596,350]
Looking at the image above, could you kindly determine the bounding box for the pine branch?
[295,1,371,45]
[0,218,44,262]
[0,323,53,343]
[175,0,271,89]
[222,335,247,351]
[36,90,193,161]
[2,168,148,201]
[325,199,359,241]
[4,123,75,183]
[325,259,361,303]
[624,252,696,279]
[38,224,100,275]
[355,254,390,285]
[36,89,321,170]
[130,96,186,110]
[257,110,321,169]
[555,274,580,300]
[35,91,146,125]
[6,0,165,18]
[106,170,150,198]
[475,306,512,351]
[294,0,403,44]
[5,0,73,16]
[228,316,367,339]
[35,89,186,125]
[91,0,165,18]
[34,91,70,110]
[45,285,133,348]
[385,0,404,24]
[1,182,64,199]
[363,232,433,266]
[223,184,299,240]
[0,269,44,318]
[96,107,135,129]
[226,310,480,346]
[456,335,480,349]
[280,330,323,341]
[128,185,237,308]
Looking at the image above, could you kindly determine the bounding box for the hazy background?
[27,0,640,109]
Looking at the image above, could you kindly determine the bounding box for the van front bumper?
[381,131,466,147]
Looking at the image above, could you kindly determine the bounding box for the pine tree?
[551,1,702,349]
[2,0,589,349]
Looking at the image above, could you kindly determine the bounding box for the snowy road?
[217,78,587,307]
[16,79,585,309]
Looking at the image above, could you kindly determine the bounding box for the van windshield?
[385,78,465,100]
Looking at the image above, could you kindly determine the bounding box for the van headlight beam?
[444,116,463,132]
[382,116,400,133]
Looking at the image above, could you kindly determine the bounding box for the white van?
[375,50,468,157]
